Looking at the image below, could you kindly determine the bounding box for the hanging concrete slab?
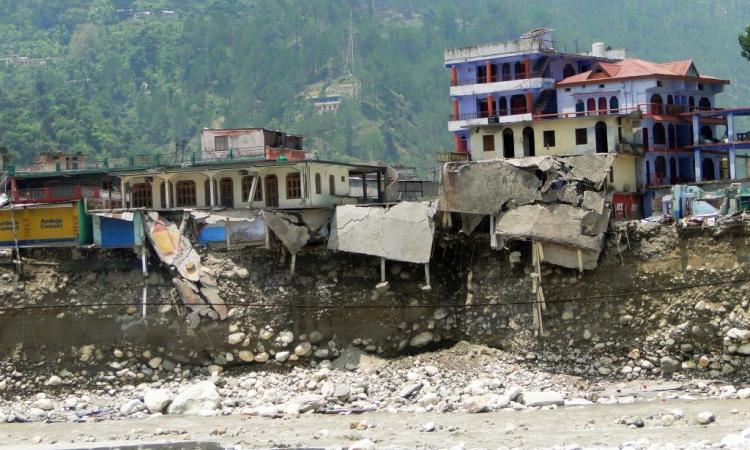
[328,202,436,264]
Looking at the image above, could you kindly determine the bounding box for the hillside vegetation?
[1,0,749,174]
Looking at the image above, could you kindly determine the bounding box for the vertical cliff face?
[2,220,750,392]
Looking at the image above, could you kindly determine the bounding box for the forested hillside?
[1,0,750,174]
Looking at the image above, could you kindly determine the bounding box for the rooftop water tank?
[592,42,606,58]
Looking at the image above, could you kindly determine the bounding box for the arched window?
[241,175,262,202]
[501,63,511,81]
[503,128,515,158]
[329,175,336,195]
[498,97,508,115]
[701,125,713,142]
[667,94,674,105]
[669,157,677,181]
[510,94,527,115]
[667,124,676,149]
[514,61,525,80]
[586,98,596,115]
[655,156,667,179]
[699,97,711,110]
[219,177,234,208]
[650,94,663,114]
[131,183,152,208]
[175,180,196,207]
[562,63,576,79]
[286,173,301,199]
[522,127,535,157]
[314,173,322,195]
[609,96,619,113]
[576,99,585,117]
[688,96,695,112]
[653,123,666,145]
[598,97,607,115]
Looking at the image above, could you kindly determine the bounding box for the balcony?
[450,77,554,97]
[436,152,470,163]
[13,185,122,205]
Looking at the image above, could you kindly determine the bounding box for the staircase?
[533,89,555,116]
[532,56,551,78]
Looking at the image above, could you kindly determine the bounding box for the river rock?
[167,380,220,415]
[520,391,564,407]
[143,389,173,413]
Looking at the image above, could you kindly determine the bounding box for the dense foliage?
[1,0,749,174]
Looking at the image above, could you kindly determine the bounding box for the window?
[575,100,585,117]
[562,63,576,78]
[575,128,588,145]
[598,84,605,89]
[586,98,596,114]
[214,135,228,151]
[241,175,262,202]
[698,83,704,91]
[482,135,495,152]
[501,63,511,81]
[609,96,619,112]
[315,173,322,194]
[175,180,197,207]
[329,175,336,195]
[656,80,663,87]
[131,183,152,208]
[543,130,555,147]
[286,173,301,199]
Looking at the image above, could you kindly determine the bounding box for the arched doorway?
[688,96,695,111]
[650,94,664,114]
[597,97,607,115]
[502,129,515,158]
[699,97,711,110]
[586,98,596,115]
[701,126,713,142]
[702,159,715,180]
[562,63,576,79]
[609,96,619,113]
[265,175,279,207]
[220,177,234,208]
[510,95,527,115]
[595,121,608,153]
[669,157,677,182]
[514,61,525,80]
[576,100,585,117]
[522,127,535,157]
[653,123,666,145]
[667,124,676,149]
[501,63,511,81]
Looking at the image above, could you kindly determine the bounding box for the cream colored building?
[114,159,386,210]
[468,114,643,193]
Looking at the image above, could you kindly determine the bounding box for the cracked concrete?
[328,202,436,263]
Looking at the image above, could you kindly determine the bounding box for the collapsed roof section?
[439,155,614,271]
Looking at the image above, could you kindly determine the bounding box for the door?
[522,127,535,157]
[220,177,234,208]
[595,121,608,153]
[265,175,279,207]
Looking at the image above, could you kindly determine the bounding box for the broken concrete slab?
[328,202,435,264]
[439,160,542,215]
[582,190,606,215]
[460,213,484,235]
[143,213,202,282]
[537,241,599,271]
[172,278,209,315]
[263,211,312,255]
[200,285,227,320]
[496,204,603,252]
[566,154,614,189]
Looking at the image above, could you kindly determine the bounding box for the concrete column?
[485,62,492,83]
[452,99,459,120]
[487,95,494,117]
[164,179,171,209]
[730,147,737,180]
[209,175,215,207]
[524,58,530,79]
[120,178,127,208]
[361,172,368,201]
[525,93,533,114]
[692,114,700,145]
[694,149,702,182]
[450,67,458,86]
[728,113,735,142]
[376,170,383,202]
[454,134,462,153]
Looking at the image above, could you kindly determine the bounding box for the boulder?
[520,391,564,407]
[143,389,173,413]
[167,380,220,415]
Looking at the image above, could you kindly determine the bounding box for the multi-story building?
[444,28,747,219]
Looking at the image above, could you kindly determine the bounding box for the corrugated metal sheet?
[93,212,144,248]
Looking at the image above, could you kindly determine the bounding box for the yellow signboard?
[0,204,78,245]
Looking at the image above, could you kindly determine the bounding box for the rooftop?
[557,58,729,86]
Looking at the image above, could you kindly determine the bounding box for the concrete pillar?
[728,113,735,142]
[164,179,171,209]
[452,99,459,120]
[524,58,530,79]
[525,93,533,114]
[376,170,383,202]
[485,62,492,83]
[450,67,458,86]
[487,95,494,117]
[454,134,462,153]
[692,114,700,145]
[730,147,737,180]
[209,175,215,207]
[694,149,702,182]
[120,178,127,208]
[361,172,368,201]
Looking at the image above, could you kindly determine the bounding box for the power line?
[1,275,747,313]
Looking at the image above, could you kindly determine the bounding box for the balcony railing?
[436,152,470,162]
[9,146,307,176]
[13,185,122,204]
[453,72,546,87]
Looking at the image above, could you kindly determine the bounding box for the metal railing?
[13,185,122,204]
[436,152,470,162]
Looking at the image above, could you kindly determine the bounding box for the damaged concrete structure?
[440,155,613,271]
